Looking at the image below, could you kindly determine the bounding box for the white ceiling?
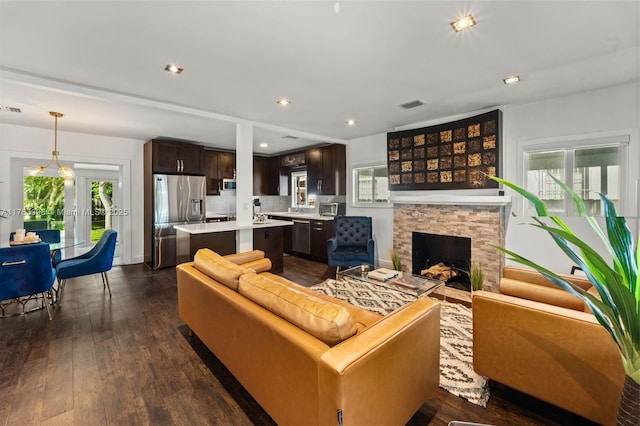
[1,1,638,155]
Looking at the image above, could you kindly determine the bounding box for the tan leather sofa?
[473,266,625,425]
[177,249,441,426]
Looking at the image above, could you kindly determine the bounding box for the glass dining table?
[2,240,85,261]
[48,240,86,262]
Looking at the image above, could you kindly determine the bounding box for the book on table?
[393,275,426,289]
[367,268,399,281]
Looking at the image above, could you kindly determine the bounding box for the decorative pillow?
[193,249,255,291]
[238,273,357,346]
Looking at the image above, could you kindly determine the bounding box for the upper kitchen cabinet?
[253,155,280,195]
[306,144,346,196]
[218,151,236,180]
[203,150,235,195]
[149,139,203,175]
[203,150,220,195]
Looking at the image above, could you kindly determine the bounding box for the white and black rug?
[310,278,490,407]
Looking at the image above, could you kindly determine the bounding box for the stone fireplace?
[392,197,510,293]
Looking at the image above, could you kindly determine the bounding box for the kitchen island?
[174,219,293,273]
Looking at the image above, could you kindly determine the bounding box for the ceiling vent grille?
[398,99,425,110]
[1,106,22,113]
[282,135,299,140]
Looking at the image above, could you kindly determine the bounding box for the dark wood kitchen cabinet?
[218,152,236,180]
[150,139,203,175]
[268,215,292,253]
[203,150,236,195]
[306,144,346,196]
[253,227,284,273]
[310,219,334,263]
[253,155,280,195]
[203,150,220,195]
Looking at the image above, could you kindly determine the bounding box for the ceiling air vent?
[398,99,425,110]
[282,135,299,140]
[1,106,22,113]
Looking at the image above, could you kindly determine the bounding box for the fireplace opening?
[412,232,471,291]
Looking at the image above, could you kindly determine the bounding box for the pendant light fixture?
[30,111,74,179]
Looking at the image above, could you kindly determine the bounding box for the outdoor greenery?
[491,174,640,385]
[23,176,65,225]
[22,177,113,242]
[91,181,112,242]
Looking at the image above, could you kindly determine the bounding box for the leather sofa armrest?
[317,298,440,426]
[242,258,272,273]
[224,250,265,265]
[500,277,586,311]
[472,290,624,425]
[503,265,592,291]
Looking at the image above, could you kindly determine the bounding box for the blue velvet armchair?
[10,229,62,264]
[0,243,56,320]
[327,216,375,273]
[56,230,117,300]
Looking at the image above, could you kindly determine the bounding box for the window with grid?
[353,165,390,205]
[524,144,623,216]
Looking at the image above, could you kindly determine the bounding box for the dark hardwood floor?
[0,255,596,425]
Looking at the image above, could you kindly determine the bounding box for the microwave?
[222,179,236,190]
[319,202,345,217]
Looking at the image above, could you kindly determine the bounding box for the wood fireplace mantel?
[389,194,511,207]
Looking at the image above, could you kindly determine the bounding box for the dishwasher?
[291,219,311,255]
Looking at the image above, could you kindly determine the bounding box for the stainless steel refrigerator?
[152,174,206,269]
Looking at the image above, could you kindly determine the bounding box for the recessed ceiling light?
[259,143,268,148]
[276,98,292,106]
[164,64,184,74]
[503,75,521,84]
[451,15,476,32]
[345,119,356,126]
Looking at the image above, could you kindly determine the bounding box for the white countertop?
[174,219,293,234]
[264,212,335,221]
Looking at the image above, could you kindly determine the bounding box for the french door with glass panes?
[76,177,121,263]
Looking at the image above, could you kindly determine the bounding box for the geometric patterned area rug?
[310,278,490,407]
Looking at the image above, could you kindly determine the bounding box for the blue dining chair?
[10,229,62,264]
[55,230,117,300]
[327,216,375,274]
[0,243,56,320]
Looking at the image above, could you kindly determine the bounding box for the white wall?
[502,81,640,272]
[346,80,640,273]
[345,132,394,266]
[0,123,145,264]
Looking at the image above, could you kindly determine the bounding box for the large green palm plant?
[491,175,639,386]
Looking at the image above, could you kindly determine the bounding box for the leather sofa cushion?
[193,249,255,291]
[259,272,382,332]
[238,273,357,346]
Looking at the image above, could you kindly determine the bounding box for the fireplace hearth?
[412,232,471,292]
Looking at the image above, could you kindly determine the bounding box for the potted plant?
[469,261,484,291]
[390,249,402,271]
[491,174,639,426]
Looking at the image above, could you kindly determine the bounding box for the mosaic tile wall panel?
[387,109,501,190]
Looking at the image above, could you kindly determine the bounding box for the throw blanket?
[310,278,490,407]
